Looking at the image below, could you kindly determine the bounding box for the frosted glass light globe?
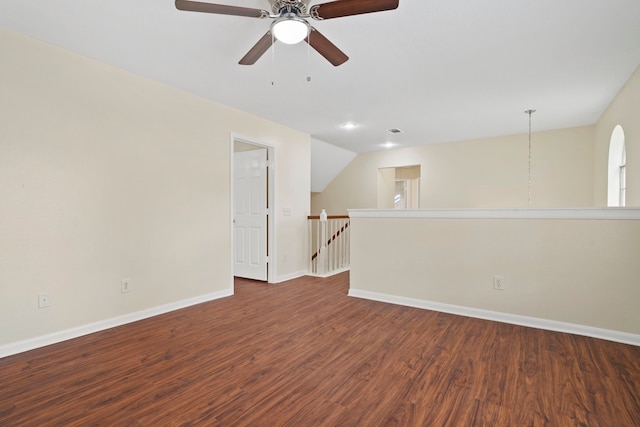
[272,17,309,45]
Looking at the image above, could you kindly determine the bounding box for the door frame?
[230,134,276,284]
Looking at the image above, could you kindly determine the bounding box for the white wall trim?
[307,267,351,279]
[349,288,640,347]
[275,270,308,283]
[0,288,233,359]
[348,207,640,220]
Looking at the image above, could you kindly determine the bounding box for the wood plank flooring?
[1,272,639,426]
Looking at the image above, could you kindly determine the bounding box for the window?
[608,125,626,207]
[394,179,416,209]
[619,149,626,206]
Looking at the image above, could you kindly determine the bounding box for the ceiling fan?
[175,0,399,66]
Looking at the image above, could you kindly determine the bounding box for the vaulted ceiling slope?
[1,0,639,153]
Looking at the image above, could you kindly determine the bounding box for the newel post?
[318,209,328,274]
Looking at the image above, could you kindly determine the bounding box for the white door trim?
[230,134,276,284]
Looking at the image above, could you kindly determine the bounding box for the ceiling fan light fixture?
[271,15,309,45]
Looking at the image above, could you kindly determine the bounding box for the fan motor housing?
[271,0,308,15]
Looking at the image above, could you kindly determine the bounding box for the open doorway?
[378,165,421,209]
[232,138,275,283]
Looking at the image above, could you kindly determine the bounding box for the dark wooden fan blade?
[239,32,274,65]
[175,0,268,18]
[305,28,348,66]
[311,0,398,20]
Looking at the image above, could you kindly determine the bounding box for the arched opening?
[608,125,626,207]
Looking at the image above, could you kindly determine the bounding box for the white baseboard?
[306,267,350,278]
[0,288,234,359]
[275,270,308,283]
[349,288,640,347]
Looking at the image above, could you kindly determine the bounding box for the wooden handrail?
[310,221,350,261]
[307,215,349,220]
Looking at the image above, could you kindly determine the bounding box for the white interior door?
[234,148,268,280]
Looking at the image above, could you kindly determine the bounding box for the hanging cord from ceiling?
[525,109,536,207]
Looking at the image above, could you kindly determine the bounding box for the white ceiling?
[1,0,639,153]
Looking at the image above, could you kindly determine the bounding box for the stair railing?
[308,210,350,276]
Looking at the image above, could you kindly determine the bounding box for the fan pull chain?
[306,31,311,82]
[271,32,276,86]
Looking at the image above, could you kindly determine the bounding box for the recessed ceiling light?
[380,142,396,149]
[340,121,358,130]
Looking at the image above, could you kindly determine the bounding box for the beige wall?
[344,67,640,342]
[350,211,640,337]
[376,167,396,209]
[312,126,595,215]
[0,29,310,347]
[593,66,640,206]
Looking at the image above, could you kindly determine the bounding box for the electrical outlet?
[38,293,51,308]
[493,275,504,291]
[121,278,131,293]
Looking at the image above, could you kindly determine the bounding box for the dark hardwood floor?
[1,272,639,426]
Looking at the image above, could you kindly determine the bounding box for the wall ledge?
[349,288,640,347]
[0,287,234,359]
[348,207,640,220]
